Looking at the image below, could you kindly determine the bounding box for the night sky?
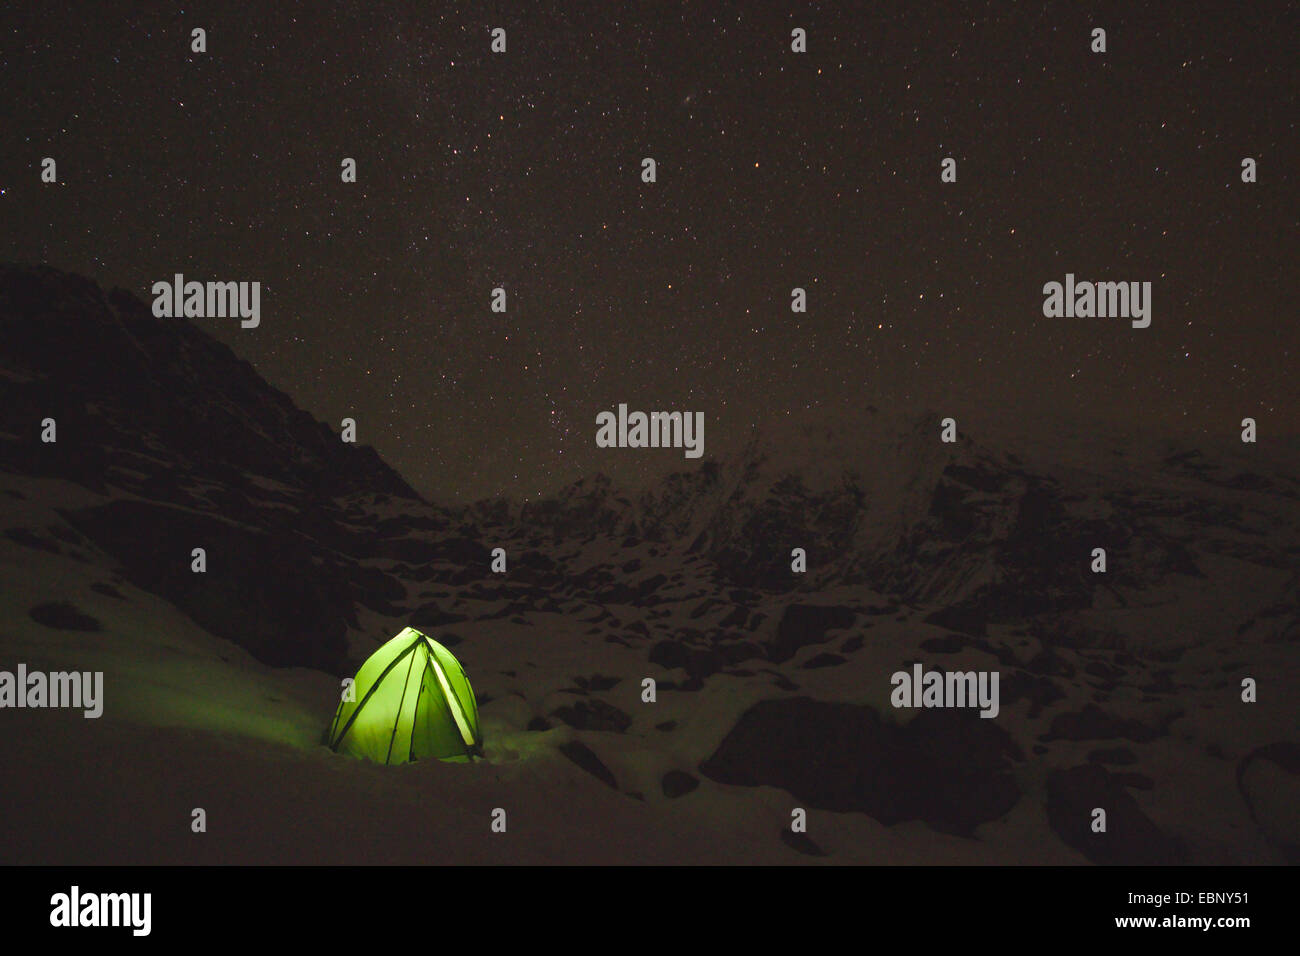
[3,1,1295,501]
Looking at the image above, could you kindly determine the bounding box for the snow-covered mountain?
[1,264,1296,865]
[525,406,1297,647]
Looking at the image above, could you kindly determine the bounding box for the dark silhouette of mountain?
[0,264,418,501]
[0,264,425,671]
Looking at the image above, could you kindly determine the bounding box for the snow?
[1,406,1297,864]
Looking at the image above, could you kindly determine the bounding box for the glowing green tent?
[328,627,483,764]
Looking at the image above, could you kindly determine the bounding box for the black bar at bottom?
[5,865,1280,942]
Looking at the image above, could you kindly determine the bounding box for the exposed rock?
[1042,704,1169,744]
[559,740,618,790]
[769,604,856,663]
[780,830,827,857]
[1236,742,1300,862]
[63,499,352,673]
[550,699,632,733]
[1046,763,1184,864]
[661,770,699,798]
[29,601,101,632]
[801,652,846,669]
[701,697,1021,836]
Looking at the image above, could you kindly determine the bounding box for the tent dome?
[327,627,483,764]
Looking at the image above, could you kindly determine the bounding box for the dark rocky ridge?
[1,265,425,672]
[0,264,418,501]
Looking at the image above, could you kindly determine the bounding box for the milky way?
[3,2,1294,499]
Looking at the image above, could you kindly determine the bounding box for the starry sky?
[3,1,1295,501]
